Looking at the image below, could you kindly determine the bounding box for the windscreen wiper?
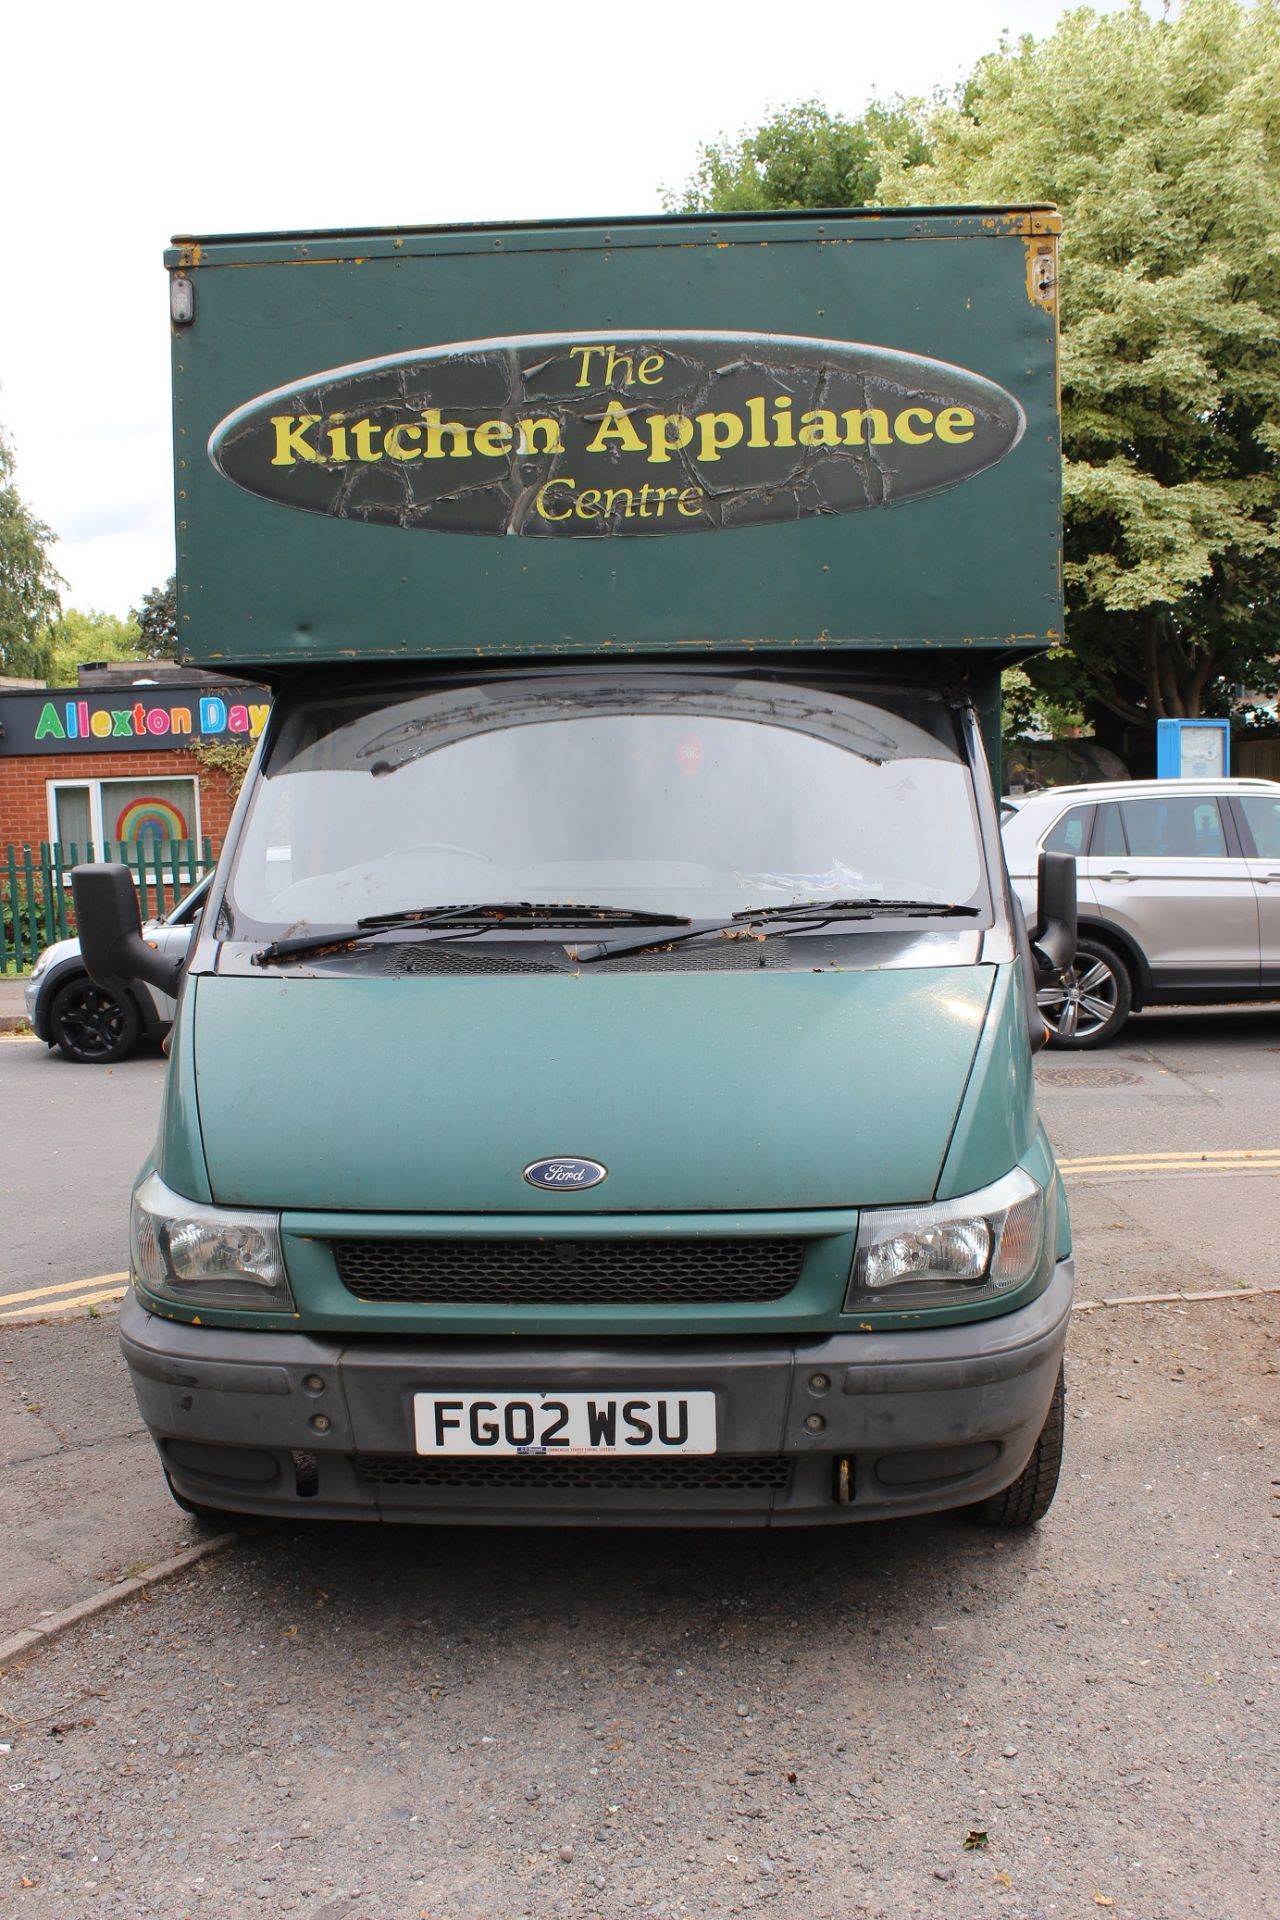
[572,899,980,966]
[252,903,691,966]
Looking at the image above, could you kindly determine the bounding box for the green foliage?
[46,607,146,685]
[189,738,254,792]
[0,419,63,679]
[130,575,178,657]
[876,0,1280,724]
[1001,664,1085,749]
[667,99,930,214]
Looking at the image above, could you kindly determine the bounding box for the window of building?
[47,777,201,855]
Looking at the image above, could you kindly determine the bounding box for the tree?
[875,0,1280,730]
[130,575,178,658]
[0,419,63,679]
[667,99,930,215]
[46,607,147,685]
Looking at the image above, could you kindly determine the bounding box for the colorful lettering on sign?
[22,696,269,750]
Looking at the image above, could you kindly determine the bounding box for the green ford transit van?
[77,207,1075,1530]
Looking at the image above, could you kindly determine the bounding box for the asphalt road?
[0,1010,1277,1920]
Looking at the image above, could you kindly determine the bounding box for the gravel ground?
[2,1296,1275,1920]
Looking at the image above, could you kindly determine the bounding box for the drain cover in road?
[1038,1066,1142,1087]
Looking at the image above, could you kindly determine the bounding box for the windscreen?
[223,674,986,935]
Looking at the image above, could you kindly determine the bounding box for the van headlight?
[130,1170,293,1312]
[846,1167,1046,1310]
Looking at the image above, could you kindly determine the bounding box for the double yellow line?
[1059,1148,1280,1180]
[0,1272,128,1322]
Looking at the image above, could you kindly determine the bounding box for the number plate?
[413,1390,716,1456]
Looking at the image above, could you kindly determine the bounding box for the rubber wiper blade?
[729,898,981,921]
[252,902,690,965]
[358,902,690,930]
[573,899,979,966]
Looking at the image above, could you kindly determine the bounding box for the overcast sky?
[3,0,1129,618]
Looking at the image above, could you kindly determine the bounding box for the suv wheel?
[1038,936,1132,1049]
[47,975,143,1064]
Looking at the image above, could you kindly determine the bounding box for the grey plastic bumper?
[120,1260,1073,1528]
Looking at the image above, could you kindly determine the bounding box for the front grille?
[332,1236,807,1306]
[359,1453,792,1492]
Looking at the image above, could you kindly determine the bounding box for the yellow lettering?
[515,417,563,455]
[638,353,665,386]
[90,709,112,738]
[351,418,384,462]
[745,397,769,448]
[603,487,636,517]
[677,488,703,517]
[248,704,270,737]
[586,400,646,455]
[936,406,976,444]
[384,423,422,460]
[895,406,934,444]
[772,397,795,448]
[326,415,350,462]
[652,486,679,516]
[473,421,514,457]
[569,346,600,388]
[535,477,575,520]
[575,487,603,519]
[170,706,192,735]
[798,409,840,448]
[697,412,744,463]
[841,408,892,447]
[270,415,322,465]
[420,409,470,459]
[645,413,694,465]
[603,344,635,387]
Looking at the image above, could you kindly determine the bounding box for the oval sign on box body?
[523,1157,608,1192]
[209,330,1025,540]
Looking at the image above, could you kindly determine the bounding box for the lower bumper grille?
[332,1236,806,1306]
[358,1453,792,1493]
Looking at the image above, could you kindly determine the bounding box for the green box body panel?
[167,208,1061,670]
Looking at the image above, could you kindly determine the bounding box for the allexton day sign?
[209,330,1026,539]
[0,689,270,757]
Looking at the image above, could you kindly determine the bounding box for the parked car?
[1002,777,1280,1047]
[24,874,211,1064]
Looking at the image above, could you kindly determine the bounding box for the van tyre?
[49,975,143,1064]
[1039,936,1132,1049]
[969,1367,1065,1527]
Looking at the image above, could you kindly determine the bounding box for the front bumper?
[121,1261,1073,1528]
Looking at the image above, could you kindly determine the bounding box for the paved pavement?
[1,1006,1276,1917]
[0,977,29,1030]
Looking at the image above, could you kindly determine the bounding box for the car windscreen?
[221,673,988,936]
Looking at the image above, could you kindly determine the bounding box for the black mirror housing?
[1032,850,1078,982]
[71,863,186,1000]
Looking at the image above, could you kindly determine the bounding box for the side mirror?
[71,863,186,1000]
[1032,850,1077,983]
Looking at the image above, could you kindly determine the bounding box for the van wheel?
[969,1368,1065,1527]
[1038,936,1132,1048]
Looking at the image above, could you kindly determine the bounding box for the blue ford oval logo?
[523,1156,608,1191]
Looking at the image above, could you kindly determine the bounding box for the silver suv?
[1002,777,1280,1046]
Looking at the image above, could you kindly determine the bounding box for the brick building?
[0,667,267,864]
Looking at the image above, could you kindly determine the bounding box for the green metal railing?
[1,839,216,972]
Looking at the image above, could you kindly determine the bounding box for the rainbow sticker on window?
[114,796,190,844]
